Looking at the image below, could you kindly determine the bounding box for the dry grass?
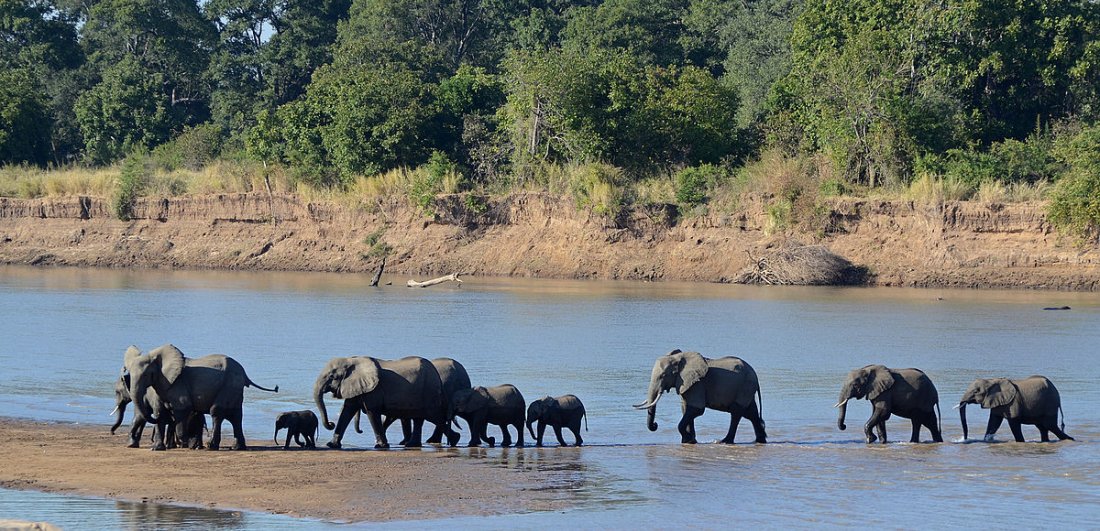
[905,173,975,204]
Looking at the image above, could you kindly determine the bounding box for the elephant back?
[1013,376,1060,417]
[706,356,759,410]
[894,368,939,410]
[378,356,445,412]
[433,358,472,401]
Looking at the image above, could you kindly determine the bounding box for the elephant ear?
[677,351,709,395]
[122,345,142,370]
[867,366,895,400]
[339,358,381,399]
[983,379,1017,409]
[150,344,186,385]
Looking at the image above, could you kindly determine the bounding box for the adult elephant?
[835,365,942,443]
[957,376,1074,442]
[314,356,460,449]
[633,349,767,444]
[372,357,471,445]
[123,344,279,451]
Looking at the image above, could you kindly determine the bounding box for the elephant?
[123,344,279,451]
[835,365,943,443]
[957,376,1074,442]
[452,385,526,447]
[373,357,471,445]
[314,356,460,449]
[633,349,767,444]
[110,372,205,449]
[274,410,319,449]
[526,395,588,447]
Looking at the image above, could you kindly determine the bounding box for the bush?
[569,163,624,217]
[113,151,149,220]
[151,124,225,171]
[1048,124,1100,241]
[674,164,723,207]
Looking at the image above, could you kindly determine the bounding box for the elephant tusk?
[632,399,655,410]
[953,403,963,409]
[109,405,119,416]
[833,399,848,408]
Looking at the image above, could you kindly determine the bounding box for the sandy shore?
[0,417,583,523]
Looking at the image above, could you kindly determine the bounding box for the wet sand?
[0,418,578,523]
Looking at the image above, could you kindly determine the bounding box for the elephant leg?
[535,421,547,447]
[207,414,225,451]
[366,410,390,449]
[425,422,444,445]
[1050,424,1074,441]
[405,418,425,448]
[466,417,481,447]
[553,425,568,446]
[876,421,888,444]
[1007,419,1025,442]
[326,401,359,449]
[128,420,144,448]
[570,425,583,447]
[678,406,704,444]
[500,424,513,447]
[227,409,247,451]
[909,418,922,443]
[1039,427,1051,442]
[745,402,767,444]
[924,411,943,443]
[865,404,889,444]
[984,413,1004,441]
[721,412,742,444]
[514,421,525,447]
[399,419,412,446]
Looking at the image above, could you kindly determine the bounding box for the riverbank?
[0,192,1097,290]
[0,418,585,523]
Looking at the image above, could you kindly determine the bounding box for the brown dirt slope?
[0,192,1097,290]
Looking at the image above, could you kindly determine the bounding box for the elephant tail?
[247,377,279,393]
[1059,405,1066,432]
[583,410,589,432]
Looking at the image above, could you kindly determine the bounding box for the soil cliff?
[0,192,1097,290]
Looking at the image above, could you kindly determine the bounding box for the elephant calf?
[274,410,319,449]
[453,385,526,447]
[957,376,1073,442]
[527,395,588,447]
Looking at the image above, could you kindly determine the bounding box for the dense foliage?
[2,0,1099,228]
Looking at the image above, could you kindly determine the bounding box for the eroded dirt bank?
[0,192,1097,290]
[0,418,582,523]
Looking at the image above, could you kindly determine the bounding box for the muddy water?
[1,266,1099,527]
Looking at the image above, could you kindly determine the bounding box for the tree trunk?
[370,256,386,287]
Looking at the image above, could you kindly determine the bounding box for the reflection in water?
[2,266,1100,527]
[114,499,246,530]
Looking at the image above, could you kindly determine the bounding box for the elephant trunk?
[314,377,334,431]
[131,382,158,424]
[959,402,968,440]
[527,419,536,440]
[110,398,129,434]
[835,381,854,431]
[638,376,662,431]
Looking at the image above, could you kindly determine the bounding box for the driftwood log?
[369,256,386,287]
[406,273,463,288]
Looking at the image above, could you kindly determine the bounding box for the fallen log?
[369,256,386,287]
[407,273,463,288]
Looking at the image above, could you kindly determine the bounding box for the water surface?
[1,266,1098,527]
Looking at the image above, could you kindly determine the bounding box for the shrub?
[1048,124,1100,241]
[151,124,225,171]
[674,164,723,207]
[113,152,149,220]
[568,163,624,217]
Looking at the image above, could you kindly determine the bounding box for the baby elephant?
[452,385,526,447]
[526,395,588,447]
[274,410,319,449]
[957,376,1073,442]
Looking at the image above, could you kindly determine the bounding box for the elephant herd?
[112,345,587,451]
[111,345,1073,452]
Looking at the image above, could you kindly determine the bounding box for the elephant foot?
[865,434,877,444]
[467,441,481,447]
[719,438,736,444]
[126,441,140,449]
[425,435,443,444]
[681,438,697,444]
[575,442,583,447]
[374,443,390,449]
[754,438,767,444]
[326,440,342,449]
[446,436,460,448]
[535,442,543,447]
[486,437,496,448]
[206,444,221,451]
[151,443,167,452]
[405,441,423,448]
[232,442,247,451]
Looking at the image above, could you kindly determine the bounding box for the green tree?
[263,0,351,105]
[719,0,802,127]
[75,57,172,164]
[0,68,51,165]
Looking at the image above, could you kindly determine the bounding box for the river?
[1,266,1098,528]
